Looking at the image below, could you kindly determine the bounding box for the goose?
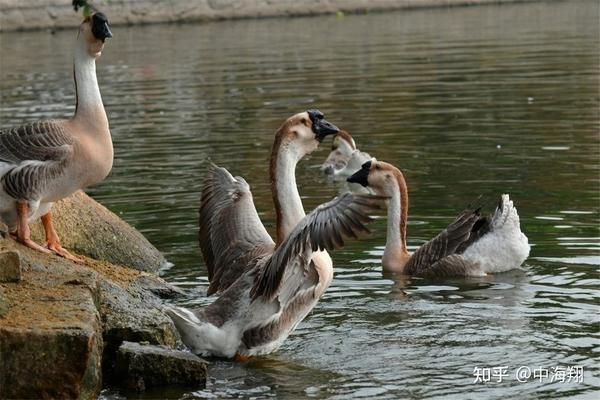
[347,159,530,276]
[0,13,113,263]
[167,110,383,359]
[321,130,371,180]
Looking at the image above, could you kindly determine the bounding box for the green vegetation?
[72,0,112,17]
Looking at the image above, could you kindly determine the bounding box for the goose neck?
[383,172,409,266]
[270,138,306,246]
[72,41,108,127]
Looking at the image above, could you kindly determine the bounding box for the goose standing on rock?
[347,159,530,277]
[321,129,371,180]
[167,111,383,359]
[0,13,113,263]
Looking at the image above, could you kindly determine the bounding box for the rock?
[30,191,167,273]
[116,341,207,391]
[99,280,180,382]
[0,234,181,399]
[0,250,21,282]
[133,275,186,299]
[0,290,8,318]
[0,278,102,400]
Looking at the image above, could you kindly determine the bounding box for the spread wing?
[198,164,275,295]
[250,192,385,302]
[0,121,74,200]
[405,209,481,276]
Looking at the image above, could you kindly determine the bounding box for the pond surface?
[1,1,599,399]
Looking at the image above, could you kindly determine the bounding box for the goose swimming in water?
[321,130,371,180]
[347,159,530,277]
[0,13,113,263]
[167,111,383,359]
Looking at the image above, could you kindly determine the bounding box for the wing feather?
[405,209,480,276]
[250,192,385,302]
[420,254,484,278]
[0,121,74,200]
[198,164,274,295]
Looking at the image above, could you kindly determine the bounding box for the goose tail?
[491,194,519,231]
[461,194,530,273]
[165,306,201,332]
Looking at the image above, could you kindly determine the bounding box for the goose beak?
[307,109,339,141]
[94,22,113,41]
[92,12,113,41]
[347,160,371,187]
[102,23,113,39]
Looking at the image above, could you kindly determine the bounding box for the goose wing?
[0,121,74,200]
[250,192,384,302]
[404,209,481,276]
[199,163,275,295]
[418,254,484,277]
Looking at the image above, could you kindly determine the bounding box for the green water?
[1,1,598,399]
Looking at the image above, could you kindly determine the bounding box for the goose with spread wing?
[0,13,113,262]
[167,111,383,359]
[347,159,530,276]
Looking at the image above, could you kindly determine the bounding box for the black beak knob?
[347,161,372,187]
[91,12,113,41]
[307,109,339,141]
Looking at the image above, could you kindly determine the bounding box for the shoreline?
[0,0,542,32]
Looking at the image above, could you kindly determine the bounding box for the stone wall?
[0,0,535,32]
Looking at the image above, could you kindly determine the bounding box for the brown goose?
[167,110,383,359]
[321,129,371,180]
[0,13,113,262]
[347,159,530,277]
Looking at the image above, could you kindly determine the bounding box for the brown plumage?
[403,209,482,275]
[250,193,384,301]
[347,159,504,276]
[198,164,274,295]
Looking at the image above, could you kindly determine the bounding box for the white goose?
[167,110,383,359]
[0,13,113,263]
[347,159,530,276]
[321,129,371,180]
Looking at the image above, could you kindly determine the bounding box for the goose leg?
[41,212,84,264]
[15,201,51,254]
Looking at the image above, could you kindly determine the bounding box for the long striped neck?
[383,170,410,268]
[270,133,306,246]
[72,39,107,128]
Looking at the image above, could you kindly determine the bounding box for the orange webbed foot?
[17,237,52,254]
[46,240,85,264]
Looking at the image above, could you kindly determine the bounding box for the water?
[1,1,598,399]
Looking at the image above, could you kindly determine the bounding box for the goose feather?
[168,190,382,358]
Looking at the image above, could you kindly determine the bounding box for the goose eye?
[301,118,307,125]
[375,165,381,170]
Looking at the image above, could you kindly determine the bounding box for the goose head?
[78,12,113,58]
[347,158,401,197]
[321,130,356,175]
[275,109,340,160]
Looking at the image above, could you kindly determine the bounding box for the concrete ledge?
[0,0,537,32]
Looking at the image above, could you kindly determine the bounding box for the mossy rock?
[30,191,168,273]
